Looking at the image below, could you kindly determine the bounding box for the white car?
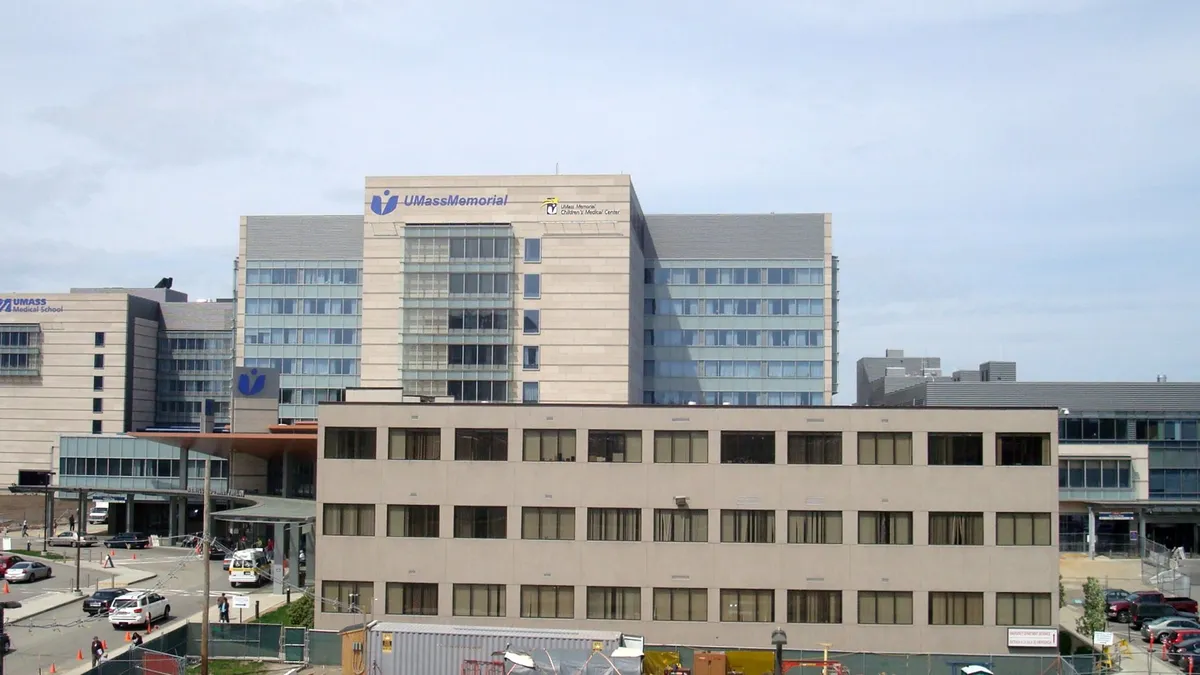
[4,561,52,583]
[108,591,170,629]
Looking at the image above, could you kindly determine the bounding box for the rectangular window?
[453,506,507,539]
[653,431,709,463]
[324,427,376,460]
[522,346,540,370]
[720,589,775,622]
[455,429,508,461]
[928,512,984,546]
[587,431,642,463]
[720,509,776,543]
[94,332,105,347]
[522,507,575,540]
[996,512,1053,546]
[587,587,641,620]
[524,238,542,263]
[523,273,541,299]
[93,354,104,369]
[787,511,843,544]
[520,585,573,619]
[385,582,438,616]
[386,505,439,537]
[322,503,376,536]
[522,381,539,403]
[788,590,842,624]
[653,588,707,621]
[720,431,775,464]
[929,592,984,625]
[928,433,984,465]
[91,420,102,435]
[997,434,1051,466]
[322,581,373,614]
[586,507,641,541]
[523,429,576,461]
[93,398,103,413]
[996,592,1053,626]
[93,376,104,392]
[653,509,708,542]
[787,432,842,464]
[523,309,540,334]
[857,432,913,465]
[452,583,506,617]
[858,511,913,544]
[857,591,913,625]
[387,428,441,460]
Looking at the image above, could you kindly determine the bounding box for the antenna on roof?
[555,162,560,175]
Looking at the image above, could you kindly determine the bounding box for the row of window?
[644,267,825,287]
[59,457,229,478]
[0,353,37,369]
[157,400,231,416]
[1058,459,1133,490]
[323,583,1050,627]
[330,428,1053,467]
[646,360,825,379]
[158,359,231,373]
[446,309,543,335]
[645,391,827,406]
[244,328,361,346]
[159,337,232,352]
[448,236,512,260]
[279,388,346,405]
[446,380,510,403]
[645,298,824,317]
[245,268,362,285]
[243,358,359,376]
[244,299,360,316]
[159,379,228,394]
[645,329,825,347]
[1060,417,1200,443]
[325,504,1053,547]
[0,326,40,347]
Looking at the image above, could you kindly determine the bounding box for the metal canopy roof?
[7,485,314,524]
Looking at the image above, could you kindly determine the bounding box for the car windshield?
[111,599,138,609]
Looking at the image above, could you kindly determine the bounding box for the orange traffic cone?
[124,631,132,642]
[76,649,84,661]
[146,621,153,633]
[131,552,137,560]
[49,664,57,674]
[102,640,108,650]
[3,581,9,593]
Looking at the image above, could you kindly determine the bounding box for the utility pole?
[74,490,85,594]
[200,458,212,675]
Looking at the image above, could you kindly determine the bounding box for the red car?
[0,555,25,575]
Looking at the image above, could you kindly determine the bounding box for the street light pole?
[74,490,86,594]
[771,627,788,675]
[200,458,213,675]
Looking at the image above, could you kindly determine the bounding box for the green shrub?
[286,594,314,628]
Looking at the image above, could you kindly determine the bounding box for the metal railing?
[1062,532,1141,558]
[1142,537,1193,597]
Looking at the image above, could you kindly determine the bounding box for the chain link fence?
[645,647,1094,675]
[84,645,187,675]
[1142,537,1193,597]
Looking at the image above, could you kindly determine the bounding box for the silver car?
[4,561,52,583]
[48,531,99,547]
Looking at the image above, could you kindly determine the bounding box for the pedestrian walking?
[217,593,230,623]
[20,520,28,537]
[90,636,105,667]
[69,513,76,531]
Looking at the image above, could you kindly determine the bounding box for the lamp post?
[0,600,23,675]
[771,627,788,675]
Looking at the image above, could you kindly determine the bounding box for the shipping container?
[365,621,638,674]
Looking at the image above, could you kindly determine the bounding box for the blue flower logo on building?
[238,368,267,396]
[370,190,399,216]
[0,299,11,312]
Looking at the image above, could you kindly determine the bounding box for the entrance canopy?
[131,423,317,460]
[211,495,315,524]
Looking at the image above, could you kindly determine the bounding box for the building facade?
[314,400,1060,654]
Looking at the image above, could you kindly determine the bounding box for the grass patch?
[250,603,290,625]
[16,547,66,561]
[187,661,266,675]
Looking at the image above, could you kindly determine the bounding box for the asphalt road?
[3,545,250,675]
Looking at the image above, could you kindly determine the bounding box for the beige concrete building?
[314,399,1060,654]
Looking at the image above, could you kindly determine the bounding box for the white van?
[228,549,269,588]
[87,502,109,525]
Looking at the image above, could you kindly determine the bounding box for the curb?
[6,570,158,623]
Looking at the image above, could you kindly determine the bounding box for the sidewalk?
[1060,604,1183,675]
[5,558,158,623]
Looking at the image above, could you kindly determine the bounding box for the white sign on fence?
[1094,631,1115,646]
[1007,628,1059,648]
[232,595,251,609]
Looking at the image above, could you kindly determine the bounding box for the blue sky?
[1,0,1197,397]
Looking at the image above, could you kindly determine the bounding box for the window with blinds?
[927,433,983,465]
[720,431,775,464]
[788,432,842,464]
[928,512,984,546]
[587,508,641,541]
[587,431,642,463]
[929,592,984,625]
[386,505,439,537]
[653,431,709,463]
[858,591,913,624]
[587,587,641,620]
[388,428,441,460]
[787,511,842,544]
[322,504,375,536]
[452,583,506,617]
[453,506,507,539]
[996,592,1052,626]
[523,429,577,462]
[997,433,1051,466]
[996,512,1053,546]
[385,582,438,616]
[323,581,373,614]
[720,509,776,543]
[455,429,508,461]
[857,432,913,465]
[858,511,912,545]
[324,428,377,460]
[720,589,775,622]
[520,585,574,619]
[653,588,708,621]
[787,590,842,623]
[653,509,708,542]
[522,507,575,540]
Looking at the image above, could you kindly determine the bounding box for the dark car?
[1133,602,1194,629]
[83,587,130,616]
[1169,637,1200,663]
[103,532,149,549]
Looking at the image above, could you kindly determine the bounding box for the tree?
[1077,577,1107,636]
[286,594,315,628]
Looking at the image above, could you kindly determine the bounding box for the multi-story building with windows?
[155,300,235,428]
[314,397,1060,654]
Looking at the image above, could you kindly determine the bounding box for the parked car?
[1160,628,1200,647]
[48,531,99,548]
[83,587,130,616]
[1109,591,1199,622]
[1168,637,1200,664]
[4,561,52,583]
[108,591,170,629]
[103,532,150,550]
[1132,602,1195,630]
[1142,617,1200,641]
[0,554,25,575]
[1105,588,1132,603]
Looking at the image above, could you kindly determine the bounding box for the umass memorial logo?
[370,190,509,215]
